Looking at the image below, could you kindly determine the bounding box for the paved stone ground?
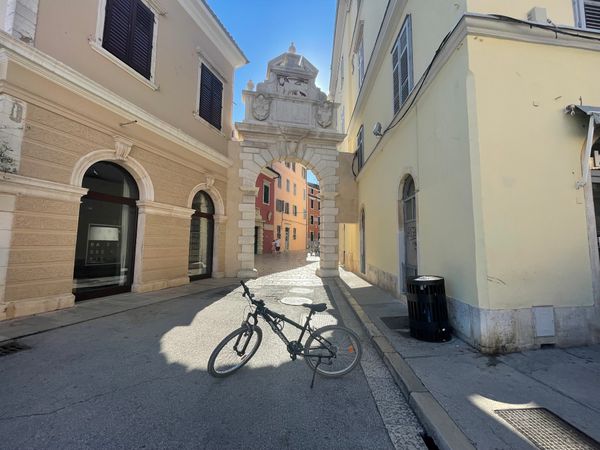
[0,254,425,449]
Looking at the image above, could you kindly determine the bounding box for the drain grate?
[495,408,600,450]
[380,316,410,330]
[0,341,30,357]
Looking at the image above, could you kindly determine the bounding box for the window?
[293,205,298,216]
[199,64,223,130]
[575,1,600,30]
[292,162,296,172]
[102,0,155,79]
[277,177,282,188]
[357,125,364,170]
[277,225,281,239]
[310,199,314,209]
[293,228,297,240]
[318,216,321,225]
[302,168,307,179]
[285,162,291,169]
[286,179,290,192]
[310,231,314,242]
[303,188,306,200]
[310,215,314,225]
[276,199,284,212]
[357,39,365,88]
[340,56,345,89]
[318,201,321,211]
[284,202,289,214]
[392,15,413,114]
[293,183,297,195]
[303,208,307,219]
[263,182,270,204]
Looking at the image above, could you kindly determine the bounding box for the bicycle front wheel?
[208,325,262,378]
[304,325,362,377]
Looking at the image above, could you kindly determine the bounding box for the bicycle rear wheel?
[208,325,262,378]
[304,325,362,377]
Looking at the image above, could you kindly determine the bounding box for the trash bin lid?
[414,276,443,281]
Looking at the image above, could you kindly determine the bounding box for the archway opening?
[73,161,139,301]
[253,161,322,276]
[188,191,215,280]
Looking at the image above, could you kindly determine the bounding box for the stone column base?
[316,268,339,278]
[237,269,258,279]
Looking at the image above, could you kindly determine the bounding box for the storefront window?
[73,162,139,301]
[189,191,215,279]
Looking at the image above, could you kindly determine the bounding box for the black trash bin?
[406,276,452,342]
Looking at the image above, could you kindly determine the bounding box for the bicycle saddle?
[303,303,327,313]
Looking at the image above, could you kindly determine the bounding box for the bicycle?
[207,280,362,387]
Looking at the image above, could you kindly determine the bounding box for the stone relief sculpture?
[316,101,334,128]
[276,75,308,97]
[252,94,271,121]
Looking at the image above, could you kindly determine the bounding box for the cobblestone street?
[0,253,425,449]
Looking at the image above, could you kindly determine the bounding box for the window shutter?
[584,0,600,30]
[393,15,413,114]
[199,65,223,130]
[130,0,154,79]
[103,0,133,63]
[392,44,400,114]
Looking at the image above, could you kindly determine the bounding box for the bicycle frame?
[245,303,316,357]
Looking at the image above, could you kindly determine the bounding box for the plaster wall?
[466,0,576,25]
[467,36,599,310]
[34,0,235,156]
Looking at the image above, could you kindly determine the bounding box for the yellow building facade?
[332,0,600,352]
[271,161,308,252]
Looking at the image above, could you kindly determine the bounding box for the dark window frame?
[102,0,156,80]
[198,64,224,130]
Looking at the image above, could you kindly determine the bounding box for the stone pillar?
[212,214,227,278]
[237,185,259,278]
[1,0,39,44]
[0,193,15,320]
[316,191,339,278]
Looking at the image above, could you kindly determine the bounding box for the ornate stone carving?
[206,175,215,188]
[316,101,334,128]
[276,75,308,97]
[252,94,271,121]
[114,136,133,160]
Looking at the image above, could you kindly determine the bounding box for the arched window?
[189,191,215,279]
[402,176,417,282]
[73,162,139,300]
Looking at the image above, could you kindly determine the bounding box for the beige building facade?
[0,0,246,320]
[332,0,600,352]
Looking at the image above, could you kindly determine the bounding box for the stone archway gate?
[235,46,346,278]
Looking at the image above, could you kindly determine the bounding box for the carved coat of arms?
[316,101,333,128]
[252,94,271,121]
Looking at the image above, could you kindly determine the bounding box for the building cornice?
[0,173,88,202]
[178,0,248,69]
[235,122,346,145]
[0,32,233,169]
[348,12,600,147]
[136,201,195,219]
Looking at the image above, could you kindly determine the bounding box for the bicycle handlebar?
[240,280,253,299]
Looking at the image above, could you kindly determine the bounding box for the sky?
[206,0,338,185]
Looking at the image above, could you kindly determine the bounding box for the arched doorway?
[403,176,417,283]
[359,208,366,274]
[73,161,139,301]
[188,191,215,280]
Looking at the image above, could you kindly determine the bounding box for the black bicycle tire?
[208,325,263,378]
[304,325,362,377]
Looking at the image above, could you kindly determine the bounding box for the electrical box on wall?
[527,7,548,23]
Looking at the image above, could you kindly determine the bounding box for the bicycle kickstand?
[310,356,322,389]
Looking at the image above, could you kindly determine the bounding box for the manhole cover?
[290,288,313,295]
[380,316,410,330]
[0,341,30,357]
[281,297,312,306]
[495,408,600,450]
